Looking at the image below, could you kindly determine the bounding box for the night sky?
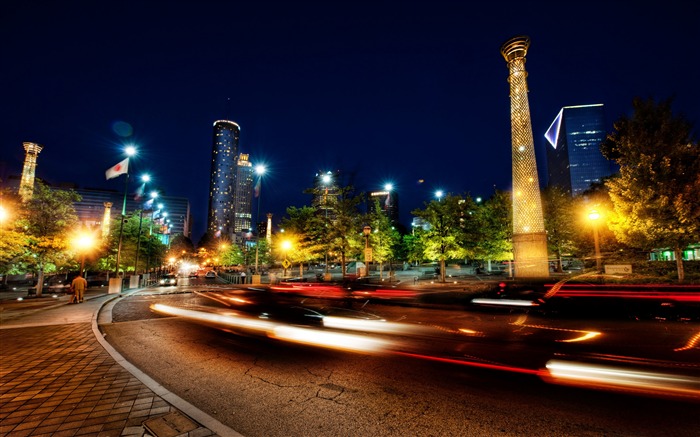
[2,1,698,243]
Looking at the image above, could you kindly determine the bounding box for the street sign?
[364,248,373,262]
[282,259,291,269]
[605,264,632,274]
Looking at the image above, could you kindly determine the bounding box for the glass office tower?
[545,104,613,196]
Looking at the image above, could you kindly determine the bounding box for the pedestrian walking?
[70,273,88,303]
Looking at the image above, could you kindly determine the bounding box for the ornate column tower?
[500,36,549,277]
[19,142,43,202]
[102,202,113,239]
[266,213,273,244]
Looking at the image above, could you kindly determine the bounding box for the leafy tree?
[219,244,245,267]
[0,189,27,283]
[412,194,469,282]
[367,199,399,278]
[401,233,425,266]
[280,206,325,266]
[473,190,512,270]
[170,234,195,257]
[601,97,700,282]
[18,182,80,296]
[542,186,577,272]
[322,186,364,277]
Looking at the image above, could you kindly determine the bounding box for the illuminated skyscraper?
[545,104,613,196]
[207,120,240,238]
[500,35,549,278]
[234,153,254,233]
[369,189,399,225]
[19,142,43,202]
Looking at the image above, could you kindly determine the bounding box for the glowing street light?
[435,190,444,200]
[254,164,266,275]
[281,240,292,278]
[588,210,602,273]
[73,231,96,277]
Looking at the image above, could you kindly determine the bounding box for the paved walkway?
[0,288,237,437]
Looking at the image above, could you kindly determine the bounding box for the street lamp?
[74,231,95,277]
[254,164,266,275]
[363,225,371,278]
[435,190,444,200]
[588,210,602,273]
[322,172,333,277]
[133,174,151,275]
[115,146,137,277]
[281,240,292,278]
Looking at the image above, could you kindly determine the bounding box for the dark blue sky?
[2,1,698,242]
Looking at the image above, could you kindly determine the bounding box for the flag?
[144,198,154,210]
[134,183,145,200]
[105,158,129,180]
[254,178,261,197]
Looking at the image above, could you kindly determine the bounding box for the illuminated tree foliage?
[601,97,700,282]
[18,182,80,296]
[542,186,577,272]
[367,198,400,277]
[472,191,512,265]
[412,194,469,282]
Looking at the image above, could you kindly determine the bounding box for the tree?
[473,190,512,270]
[367,199,399,278]
[18,182,80,296]
[542,186,577,272]
[280,206,325,266]
[0,189,27,284]
[321,186,364,277]
[412,194,469,282]
[601,97,700,282]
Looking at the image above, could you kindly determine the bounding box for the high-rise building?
[234,153,253,233]
[545,104,613,196]
[500,35,549,278]
[19,142,43,202]
[208,120,240,238]
[369,188,399,225]
[312,170,341,217]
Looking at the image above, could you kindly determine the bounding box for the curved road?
[100,282,700,436]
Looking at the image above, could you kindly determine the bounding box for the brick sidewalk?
[0,293,225,436]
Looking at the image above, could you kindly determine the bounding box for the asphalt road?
[100,284,700,436]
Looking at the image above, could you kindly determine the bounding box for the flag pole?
[115,170,130,277]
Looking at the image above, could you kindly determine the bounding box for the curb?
[92,289,244,437]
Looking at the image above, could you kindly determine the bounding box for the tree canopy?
[601,97,700,282]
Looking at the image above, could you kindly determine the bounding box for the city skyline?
[2,1,698,243]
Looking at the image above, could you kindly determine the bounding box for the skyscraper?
[234,153,254,233]
[545,104,612,196]
[208,120,240,238]
[500,35,549,278]
[19,142,43,202]
[369,189,399,225]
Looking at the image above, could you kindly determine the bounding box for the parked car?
[159,274,178,286]
[205,270,217,278]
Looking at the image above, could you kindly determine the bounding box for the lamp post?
[115,145,136,277]
[322,173,332,277]
[435,190,444,200]
[254,164,266,275]
[133,174,151,275]
[363,225,371,277]
[74,232,95,277]
[281,240,292,278]
[588,210,602,273]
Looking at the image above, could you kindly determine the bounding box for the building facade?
[545,104,613,196]
[234,153,254,233]
[368,189,399,225]
[207,120,240,238]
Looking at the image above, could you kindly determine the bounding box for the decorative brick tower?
[500,36,549,277]
[19,142,43,202]
[102,202,113,239]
